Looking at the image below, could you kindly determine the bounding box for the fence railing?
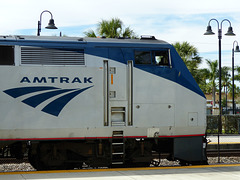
[207,115,240,134]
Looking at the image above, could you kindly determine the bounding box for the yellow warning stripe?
[1,164,240,175]
[209,142,240,145]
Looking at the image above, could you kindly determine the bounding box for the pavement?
[1,164,240,180]
[208,135,240,144]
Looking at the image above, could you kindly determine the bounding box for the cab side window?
[0,46,14,65]
[135,51,151,64]
[153,51,169,66]
[135,50,169,66]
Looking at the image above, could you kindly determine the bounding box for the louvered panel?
[21,47,85,65]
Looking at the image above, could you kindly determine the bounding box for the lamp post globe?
[37,10,58,36]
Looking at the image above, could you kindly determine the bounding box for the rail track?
[207,149,240,157]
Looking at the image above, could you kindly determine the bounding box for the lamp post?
[226,85,228,114]
[223,83,227,114]
[37,10,58,36]
[232,41,240,114]
[204,18,235,163]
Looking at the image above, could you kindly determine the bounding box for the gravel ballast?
[1,157,240,172]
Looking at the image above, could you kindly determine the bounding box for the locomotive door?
[103,60,133,126]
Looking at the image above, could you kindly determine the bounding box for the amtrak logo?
[3,86,93,117]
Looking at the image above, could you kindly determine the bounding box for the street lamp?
[232,41,240,114]
[223,83,228,114]
[204,18,235,163]
[37,10,58,36]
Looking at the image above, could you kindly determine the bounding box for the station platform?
[1,164,240,180]
[207,135,240,144]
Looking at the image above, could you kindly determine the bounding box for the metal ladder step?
[112,131,124,137]
[112,152,124,155]
[112,134,124,137]
[112,142,124,145]
[112,162,124,165]
[111,131,125,165]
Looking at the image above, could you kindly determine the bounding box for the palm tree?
[173,41,202,82]
[231,65,240,104]
[173,42,200,62]
[84,18,137,38]
[197,68,210,94]
[234,66,240,82]
[205,59,218,107]
[97,18,122,38]
[221,66,231,111]
[84,29,97,38]
[221,66,231,89]
[228,84,240,101]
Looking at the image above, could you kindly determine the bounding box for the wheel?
[39,142,67,170]
[28,142,67,170]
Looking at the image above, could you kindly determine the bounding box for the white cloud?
[1,0,240,67]
[1,0,240,29]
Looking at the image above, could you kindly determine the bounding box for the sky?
[1,0,240,68]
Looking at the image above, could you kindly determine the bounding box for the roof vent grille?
[21,47,85,65]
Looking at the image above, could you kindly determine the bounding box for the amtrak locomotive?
[0,35,207,169]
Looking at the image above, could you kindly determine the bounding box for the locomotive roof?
[0,35,170,49]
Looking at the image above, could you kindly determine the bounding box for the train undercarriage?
[0,136,208,170]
